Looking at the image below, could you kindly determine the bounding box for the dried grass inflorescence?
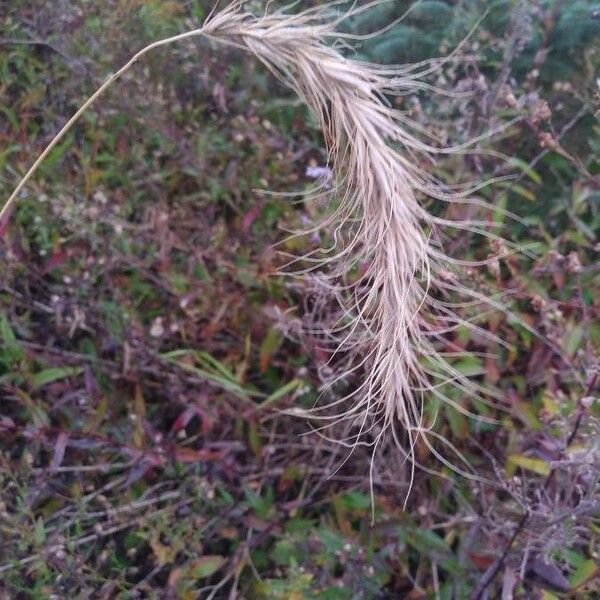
[2,1,515,499]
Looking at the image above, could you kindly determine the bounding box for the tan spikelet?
[1,1,518,499]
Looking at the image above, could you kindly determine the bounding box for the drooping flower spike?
[2,1,521,502]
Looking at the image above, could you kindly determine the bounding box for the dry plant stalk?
[1,1,517,498]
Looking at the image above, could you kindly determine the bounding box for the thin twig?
[470,370,599,599]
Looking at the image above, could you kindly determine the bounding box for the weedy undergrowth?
[0,0,525,502]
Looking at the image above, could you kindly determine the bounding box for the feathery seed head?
[2,1,521,504]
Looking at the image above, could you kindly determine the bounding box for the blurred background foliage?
[0,1,599,598]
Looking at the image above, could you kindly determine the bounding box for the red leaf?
[171,404,214,435]
[171,406,199,433]
[43,250,68,274]
[0,208,12,238]
[172,447,222,464]
[116,134,129,157]
[485,355,500,383]
[241,205,261,233]
[468,553,496,570]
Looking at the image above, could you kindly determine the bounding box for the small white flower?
[150,317,165,338]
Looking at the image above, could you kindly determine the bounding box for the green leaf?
[407,529,451,555]
[191,0,205,20]
[160,350,261,403]
[509,184,536,202]
[512,400,542,431]
[559,549,588,569]
[564,324,584,357]
[506,157,542,185]
[34,517,46,546]
[248,420,262,456]
[218,486,235,506]
[453,357,485,377]
[285,518,314,534]
[244,487,273,520]
[273,539,296,567]
[31,367,83,390]
[189,555,226,579]
[259,327,283,373]
[569,559,599,589]
[0,311,23,363]
[39,134,74,174]
[261,379,302,409]
[507,454,551,476]
[337,491,371,512]
[16,390,50,428]
[195,351,239,381]
[312,589,352,600]
[445,404,469,440]
[0,106,19,131]
[318,528,346,554]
